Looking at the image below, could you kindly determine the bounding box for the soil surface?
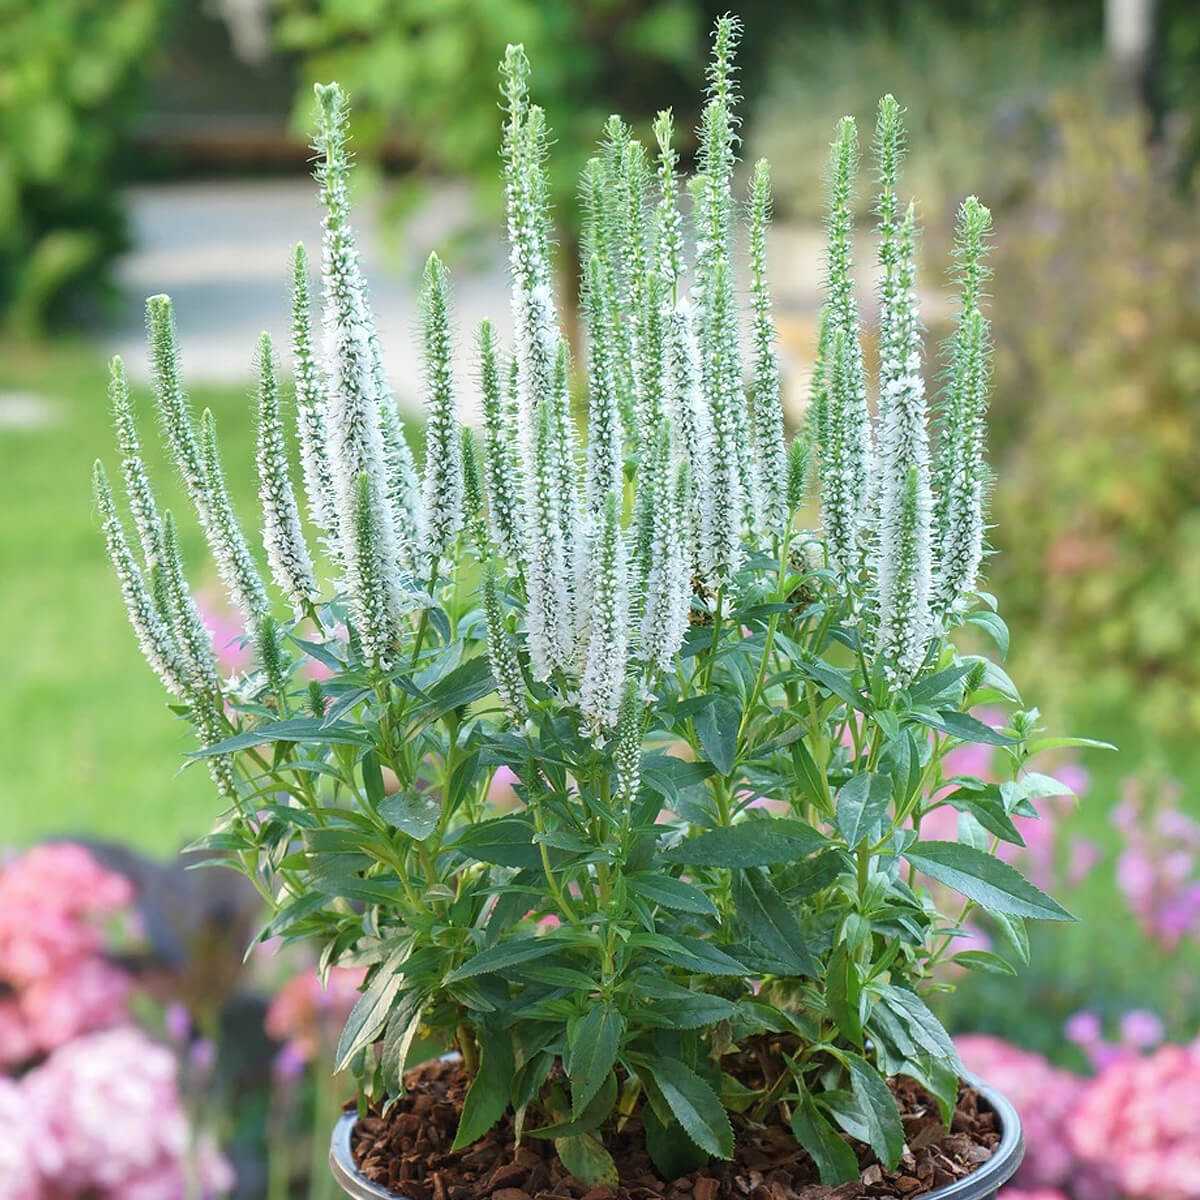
[348,1055,1000,1200]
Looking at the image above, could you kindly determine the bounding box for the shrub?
[0,0,163,330]
[95,17,1093,1187]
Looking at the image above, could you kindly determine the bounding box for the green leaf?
[664,819,825,868]
[788,737,829,811]
[643,1106,711,1178]
[567,1006,624,1118]
[334,948,407,1072]
[426,654,496,714]
[633,977,737,1029]
[651,1058,734,1159]
[920,709,1017,746]
[379,790,441,840]
[835,772,891,848]
[798,660,866,711]
[554,1133,619,1187]
[905,841,1074,920]
[190,717,368,756]
[791,1094,859,1185]
[908,664,973,706]
[529,1072,617,1139]
[1024,735,1116,757]
[951,949,1016,975]
[453,1025,515,1149]
[450,816,540,868]
[380,990,426,1091]
[447,936,566,982]
[844,1053,905,1169]
[992,911,1030,964]
[965,609,1009,658]
[627,873,717,916]
[634,933,749,977]
[732,868,818,976]
[826,943,862,1047]
[876,986,963,1072]
[693,694,742,775]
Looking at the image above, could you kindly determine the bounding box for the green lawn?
[0,336,260,853]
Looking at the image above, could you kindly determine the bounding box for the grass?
[0,335,261,854]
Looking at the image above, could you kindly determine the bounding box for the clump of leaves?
[94,16,1106,1187]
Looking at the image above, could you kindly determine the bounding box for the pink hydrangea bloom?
[999,1191,1070,1200]
[22,1026,234,1199]
[264,966,366,1062]
[0,1077,45,1200]
[1068,1040,1200,1200]
[18,956,131,1054]
[0,844,133,986]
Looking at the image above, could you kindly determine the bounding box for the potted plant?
[94,15,1104,1200]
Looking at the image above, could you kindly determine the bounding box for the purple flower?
[1065,1010,1103,1047]
[1119,1009,1165,1050]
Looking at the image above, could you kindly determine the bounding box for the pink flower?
[1119,1009,1165,1050]
[487,765,521,811]
[1067,836,1102,886]
[1068,1040,1200,1200]
[23,1027,234,1198]
[0,1077,45,1200]
[1064,1010,1103,1047]
[18,956,131,1053]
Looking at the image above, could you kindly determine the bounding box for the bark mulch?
[349,1056,999,1200]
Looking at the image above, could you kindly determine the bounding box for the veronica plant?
[95,17,1107,1188]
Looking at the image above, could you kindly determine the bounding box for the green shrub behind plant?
[0,0,164,330]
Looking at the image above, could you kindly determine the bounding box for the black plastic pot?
[330,1077,1024,1200]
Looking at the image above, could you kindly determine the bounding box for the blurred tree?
[275,0,776,291]
[0,0,165,331]
[988,91,1200,738]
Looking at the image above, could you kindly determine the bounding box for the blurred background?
[2,1,1199,1197]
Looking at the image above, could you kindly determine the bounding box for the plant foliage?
[94,17,1096,1185]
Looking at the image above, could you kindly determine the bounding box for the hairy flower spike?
[874,199,933,681]
[199,409,270,623]
[699,259,746,586]
[818,118,871,573]
[525,396,574,680]
[146,295,206,510]
[482,562,527,721]
[614,676,643,811]
[257,613,289,698]
[161,510,218,692]
[501,47,561,473]
[747,159,787,532]
[94,461,187,696]
[460,425,485,543]
[663,303,714,563]
[933,196,994,614]
[641,430,690,674]
[419,252,464,562]
[256,332,318,614]
[579,490,629,735]
[478,322,523,563]
[583,254,625,525]
[786,437,811,514]
[109,356,164,577]
[652,110,684,292]
[313,82,407,625]
[350,471,400,666]
[289,244,336,537]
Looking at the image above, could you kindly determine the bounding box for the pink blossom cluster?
[1112,775,1200,951]
[265,964,366,1077]
[962,1030,1200,1200]
[0,844,134,1067]
[1065,1008,1166,1072]
[1,1027,233,1199]
[1068,1039,1200,1200]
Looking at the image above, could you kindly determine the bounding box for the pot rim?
[330,1073,1024,1200]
